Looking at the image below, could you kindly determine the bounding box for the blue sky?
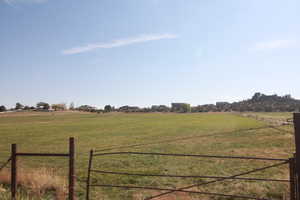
[1,0,299,108]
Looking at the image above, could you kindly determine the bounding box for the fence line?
[144,113,300,200]
[90,169,290,182]
[90,184,269,200]
[87,149,292,200]
[93,151,288,161]
[145,161,289,200]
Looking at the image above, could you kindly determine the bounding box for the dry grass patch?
[0,167,67,200]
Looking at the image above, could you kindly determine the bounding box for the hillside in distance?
[194,93,300,112]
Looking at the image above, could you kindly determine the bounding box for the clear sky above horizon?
[1,0,299,109]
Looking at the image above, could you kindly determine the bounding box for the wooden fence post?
[86,149,94,200]
[69,137,75,200]
[11,143,17,200]
[294,113,300,200]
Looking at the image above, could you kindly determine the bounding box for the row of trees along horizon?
[1,93,300,113]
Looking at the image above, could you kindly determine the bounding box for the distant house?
[171,103,191,113]
[118,106,140,112]
[35,108,53,112]
[151,105,170,112]
[77,105,97,112]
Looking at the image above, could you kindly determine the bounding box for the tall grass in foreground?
[0,167,67,200]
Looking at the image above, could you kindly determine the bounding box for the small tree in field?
[23,106,31,110]
[69,102,75,110]
[182,104,191,113]
[37,102,50,110]
[104,105,112,112]
[15,102,24,110]
[0,105,6,112]
[51,103,67,111]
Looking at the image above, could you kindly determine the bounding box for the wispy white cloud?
[252,39,297,51]
[62,33,178,55]
[2,0,47,5]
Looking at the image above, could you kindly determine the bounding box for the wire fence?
[145,160,290,200]
[87,150,293,200]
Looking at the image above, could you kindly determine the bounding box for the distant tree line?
[0,102,67,112]
[74,103,191,113]
[1,93,299,113]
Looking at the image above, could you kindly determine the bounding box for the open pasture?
[0,112,294,199]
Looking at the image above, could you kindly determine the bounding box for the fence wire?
[90,169,290,182]
[0,157,11,172]
[145,161,289,200]
[93,151,288,161]
[90,184,269,200]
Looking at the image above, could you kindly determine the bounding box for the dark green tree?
[23,106,30,110]
[37,102,50,110]
[104,105,112,112]
[15,102,24,110]
[0,105,6,112]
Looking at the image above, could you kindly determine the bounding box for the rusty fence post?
[69,137,75,200]
[294,113,300,200]
[290,157,296,200]
[86,149,94,200]
[11,143,17,200]
[295,153,299,200]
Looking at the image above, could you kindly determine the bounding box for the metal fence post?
[86,149,94,200]
[69,137,75,200]
[290,157,296,200]
[294,113,300,200]
[11,143,17,200]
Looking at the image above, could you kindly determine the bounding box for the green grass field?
[0,112,295,200]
